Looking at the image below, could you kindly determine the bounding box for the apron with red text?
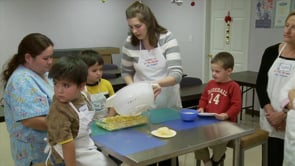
[261,43,295,139]
[134,43,182,109]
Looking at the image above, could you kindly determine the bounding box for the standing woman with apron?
[256,11,295,166]
[121,2,182,166]
[121,1,183,111]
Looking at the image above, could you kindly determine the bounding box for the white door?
[204,0,251,81]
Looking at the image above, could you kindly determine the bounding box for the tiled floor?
[0,114,260,166]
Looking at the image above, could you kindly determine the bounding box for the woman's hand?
[266,111,286,129]
[152,83,161,98]
[276,119,286,131]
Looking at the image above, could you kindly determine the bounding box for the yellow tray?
[95,115,148,131]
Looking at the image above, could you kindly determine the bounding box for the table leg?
[240,85,244,121]
[233,138,241,166]
[251,87,255,117]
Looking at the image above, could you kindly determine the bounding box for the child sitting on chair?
[79,50,116,119]
[46,55,116,166]
[195,52,241,166]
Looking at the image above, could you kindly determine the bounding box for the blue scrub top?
[4,65,53,166]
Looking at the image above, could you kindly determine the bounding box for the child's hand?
[107,107,117,117]
[215,113,228,121]
[197,108,204,113]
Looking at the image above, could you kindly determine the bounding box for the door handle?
[208,54,213,58]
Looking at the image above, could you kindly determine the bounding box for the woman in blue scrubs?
[1,33,54,166]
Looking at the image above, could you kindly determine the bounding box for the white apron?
[85,87,108,120]
[260,43,295,139]
[284,110,295,166]
[134,43,182,109]
[52,94,116,166]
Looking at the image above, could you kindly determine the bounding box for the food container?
[96,115,148,131]
[180,108,198,122]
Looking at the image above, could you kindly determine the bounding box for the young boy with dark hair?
[46,55,116,166]
[79,50,116,119]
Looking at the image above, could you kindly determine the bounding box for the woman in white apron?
[121,1,183,111]
[256,11,295,165]
[121,2,183,166]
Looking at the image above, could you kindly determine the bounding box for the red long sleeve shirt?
[198,80,241,122]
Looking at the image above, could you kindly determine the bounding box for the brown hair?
[126,1,167,47]
[79,49,104,67]
[285,11,295,24]
[1,33,54,88]
[211,52,234,70]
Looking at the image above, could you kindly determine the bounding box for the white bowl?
[106,82,154,116]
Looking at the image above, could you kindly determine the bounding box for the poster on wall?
[274,0,291,27]
[255,0,274,28]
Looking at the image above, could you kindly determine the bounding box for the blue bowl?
[180,109,198,122]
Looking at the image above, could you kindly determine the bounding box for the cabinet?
[54,47,120,64]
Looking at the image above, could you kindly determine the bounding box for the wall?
[144,0,206,80]
[0,0,206,98]
[248,0,284,72]
[0,0,133,63]
[0,0,132,98]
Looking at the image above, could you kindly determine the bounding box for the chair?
[102,64,120,79]
[180,76,202,88]
[180,77,202,109]
[196,128,269,166]
[102,64,119,70]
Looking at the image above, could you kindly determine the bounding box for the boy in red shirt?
[195,52,241,166]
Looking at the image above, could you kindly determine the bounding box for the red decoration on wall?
[191,1,195,6]
[224,11,232,23]
[224,11,232,45]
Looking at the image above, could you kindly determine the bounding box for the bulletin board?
[255,0,295,28]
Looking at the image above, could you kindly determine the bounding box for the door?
[204,0,251,81]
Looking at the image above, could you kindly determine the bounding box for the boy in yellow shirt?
[79,50,116,119]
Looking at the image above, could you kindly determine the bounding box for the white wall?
[0,0,133,64]
[1,0,286,100]
[144,0,206,80]
[248,0,284,72]
[0,0,206,98]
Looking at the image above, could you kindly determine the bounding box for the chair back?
[102,64,119,70]
[102,64,120,79]
[180,77,202,88]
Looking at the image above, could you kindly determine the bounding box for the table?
[231,71,258,119]
[91,108,254,166]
